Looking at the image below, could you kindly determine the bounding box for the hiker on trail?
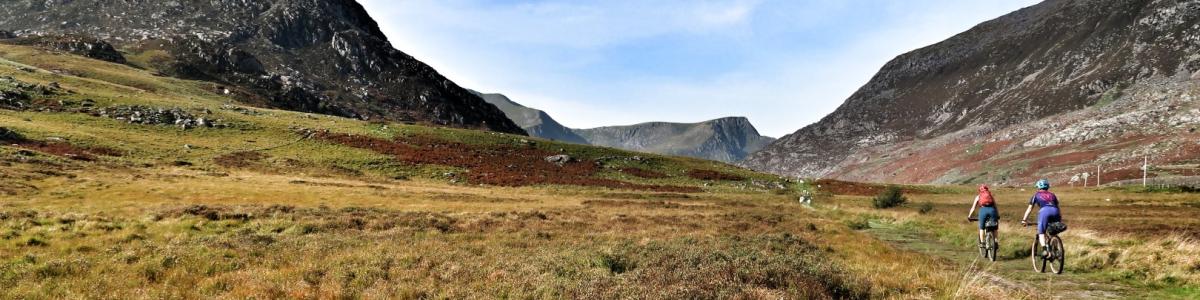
[967,184,1000,246]
[1021,179,1063,254]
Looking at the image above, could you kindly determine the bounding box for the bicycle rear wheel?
[1031,236,1046,273]
[978,235,988,258]
[986,231,997,262]
[1049,236,1064,274]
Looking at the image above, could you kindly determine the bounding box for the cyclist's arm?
[1020,204,1033,224]
[966,195,979,219]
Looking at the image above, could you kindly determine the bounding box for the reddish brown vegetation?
[620,168,668,179]
[814,179,928,197]
[2,137,121,161]
[686,169,746,181]
[1101,168,1156,182]
[213,151,267,168]
[1020,150,1105,177]
[316,133,701,193]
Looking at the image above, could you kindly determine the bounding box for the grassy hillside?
[0,43,894,298]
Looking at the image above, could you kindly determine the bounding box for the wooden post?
[1143,156,1149,187]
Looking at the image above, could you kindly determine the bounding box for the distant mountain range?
[470,91,589,144]
[575,118,776,163]
[476,92,774,163]
[741,0,1200,185]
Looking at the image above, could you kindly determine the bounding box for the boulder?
[544,154,572,166]
[0,127,23,142]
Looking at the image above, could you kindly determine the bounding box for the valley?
[2,0,1199,298]
[0,41,1197,298]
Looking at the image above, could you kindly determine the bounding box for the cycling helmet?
[1035,179,1051,190]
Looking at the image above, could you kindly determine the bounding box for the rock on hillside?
[576,117,776,163]
[471,91,588,144]
[0,0,524,134]
[742,0,1200,184]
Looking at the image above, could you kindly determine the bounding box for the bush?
[844,216,871,230]
[917,201,934,214]
[872,186,907,209]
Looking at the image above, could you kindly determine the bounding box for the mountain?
[471,91,773,163]
[470,91,588,144]
[575,117,776,163]
[0,0,524,134]
[742,0,1200,185]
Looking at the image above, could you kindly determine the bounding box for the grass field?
[2,41,1198,299]
[819,185,1200,299]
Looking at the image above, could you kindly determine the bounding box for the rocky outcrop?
[0,127,21,142]
[576,117,776,163]
[472,91,588,144]
[95,106,229,130]
[3,35,127,64]
[742,0,1200,183]
[0,0,524,134]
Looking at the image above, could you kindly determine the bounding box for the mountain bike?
[968,217,999,261]
[1023,222,1065,274]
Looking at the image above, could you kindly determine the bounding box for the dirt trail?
[864,221,1129,299]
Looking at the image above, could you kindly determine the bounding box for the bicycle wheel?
[978,234,988,258]
[1049,236,1064,274]
[1031,236,1046,273]
[986,231,997,262]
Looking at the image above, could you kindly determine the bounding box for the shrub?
[594,252,635,274]
[872,186,908,209]
[917,201,934,214]
[844,216,871,230]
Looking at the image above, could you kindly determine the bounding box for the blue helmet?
[1036,179,1051,190]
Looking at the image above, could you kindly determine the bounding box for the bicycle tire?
[1031,236,1046,273]
[986,231,997,262]
[1049,236,1064,274]
[978,234,988,258]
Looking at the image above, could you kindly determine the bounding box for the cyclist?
[1020,179,1062,255]
[966,184,1000,248]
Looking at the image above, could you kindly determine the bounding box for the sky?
[358,0,1041,137]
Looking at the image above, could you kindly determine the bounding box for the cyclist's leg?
[1037,208,1051,247]
[992,208,1000,244]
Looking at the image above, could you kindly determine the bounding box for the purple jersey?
[1029,191,1059,208]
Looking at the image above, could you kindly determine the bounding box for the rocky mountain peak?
[742,0,1200,184]
[0,0,525,134]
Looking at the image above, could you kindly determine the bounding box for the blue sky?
[359,0,1040,137]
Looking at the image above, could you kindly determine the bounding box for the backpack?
[977,187,995,207]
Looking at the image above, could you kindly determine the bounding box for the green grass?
[1094,83,1126,107]
[0,42,781,192]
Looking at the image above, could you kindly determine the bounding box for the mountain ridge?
[574,116,776,163]
[741,0,1200,185]
[0,0,525,134]
[474,91,774,162]
[471,91,588,144]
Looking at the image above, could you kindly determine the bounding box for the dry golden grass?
[819,185,1200,298]
[0,159,1048,299]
